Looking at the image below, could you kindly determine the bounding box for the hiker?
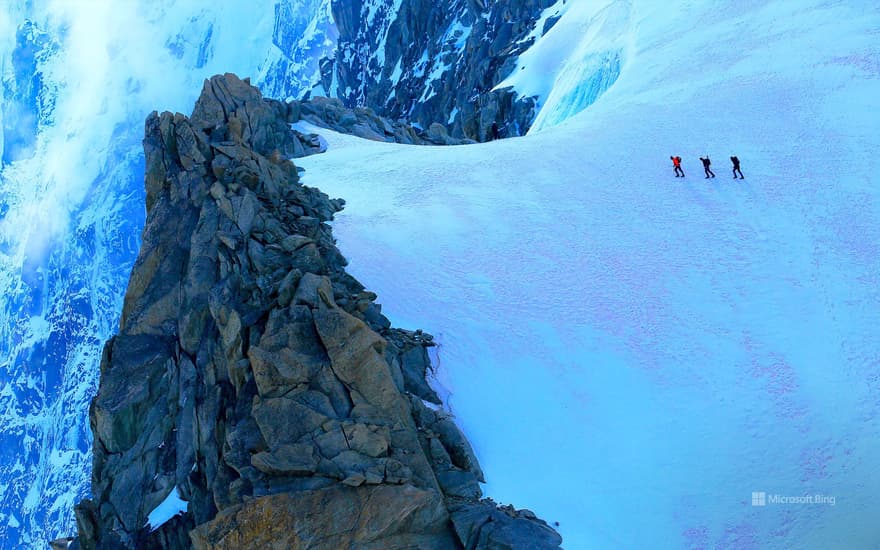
[491,121,500,140]
[731,156,744,179]
[670,155,684,177]
[699,156,715,178]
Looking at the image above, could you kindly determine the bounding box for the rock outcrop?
[291,96,476,145]
[73,73,561,549]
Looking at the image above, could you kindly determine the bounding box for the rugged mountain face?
[261,0,560,141]
[326,0,560,140]
[257,0,339,102]
[71,74,561,549]
[1,20,56,164]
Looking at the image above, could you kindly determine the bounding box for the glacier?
[0,0,878,548]
[496,0,632,133]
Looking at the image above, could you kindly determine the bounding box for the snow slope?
[293,2,880,547]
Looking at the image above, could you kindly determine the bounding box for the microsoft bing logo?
[749,491,836,506]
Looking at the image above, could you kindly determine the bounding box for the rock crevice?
[73,73,561,550]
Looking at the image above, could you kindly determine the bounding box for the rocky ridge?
[71,73,561,549]
[291,95,475,145]
[251,90,475,160]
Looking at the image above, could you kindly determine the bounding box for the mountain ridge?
[70,73,562,550]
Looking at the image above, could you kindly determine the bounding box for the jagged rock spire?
[74,74,561,549]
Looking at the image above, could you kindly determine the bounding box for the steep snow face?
[292,1,880,547]
[0,1,285,545]
[1,20,57,165]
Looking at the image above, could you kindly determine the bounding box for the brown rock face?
[189,485,457,549]
[73,73,561,549]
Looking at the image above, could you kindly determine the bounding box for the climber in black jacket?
[700,156,715,178]
[731,156,744,179]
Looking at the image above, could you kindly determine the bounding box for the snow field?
[292,2,880,546]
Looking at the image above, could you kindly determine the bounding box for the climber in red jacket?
[670,155,684,177]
